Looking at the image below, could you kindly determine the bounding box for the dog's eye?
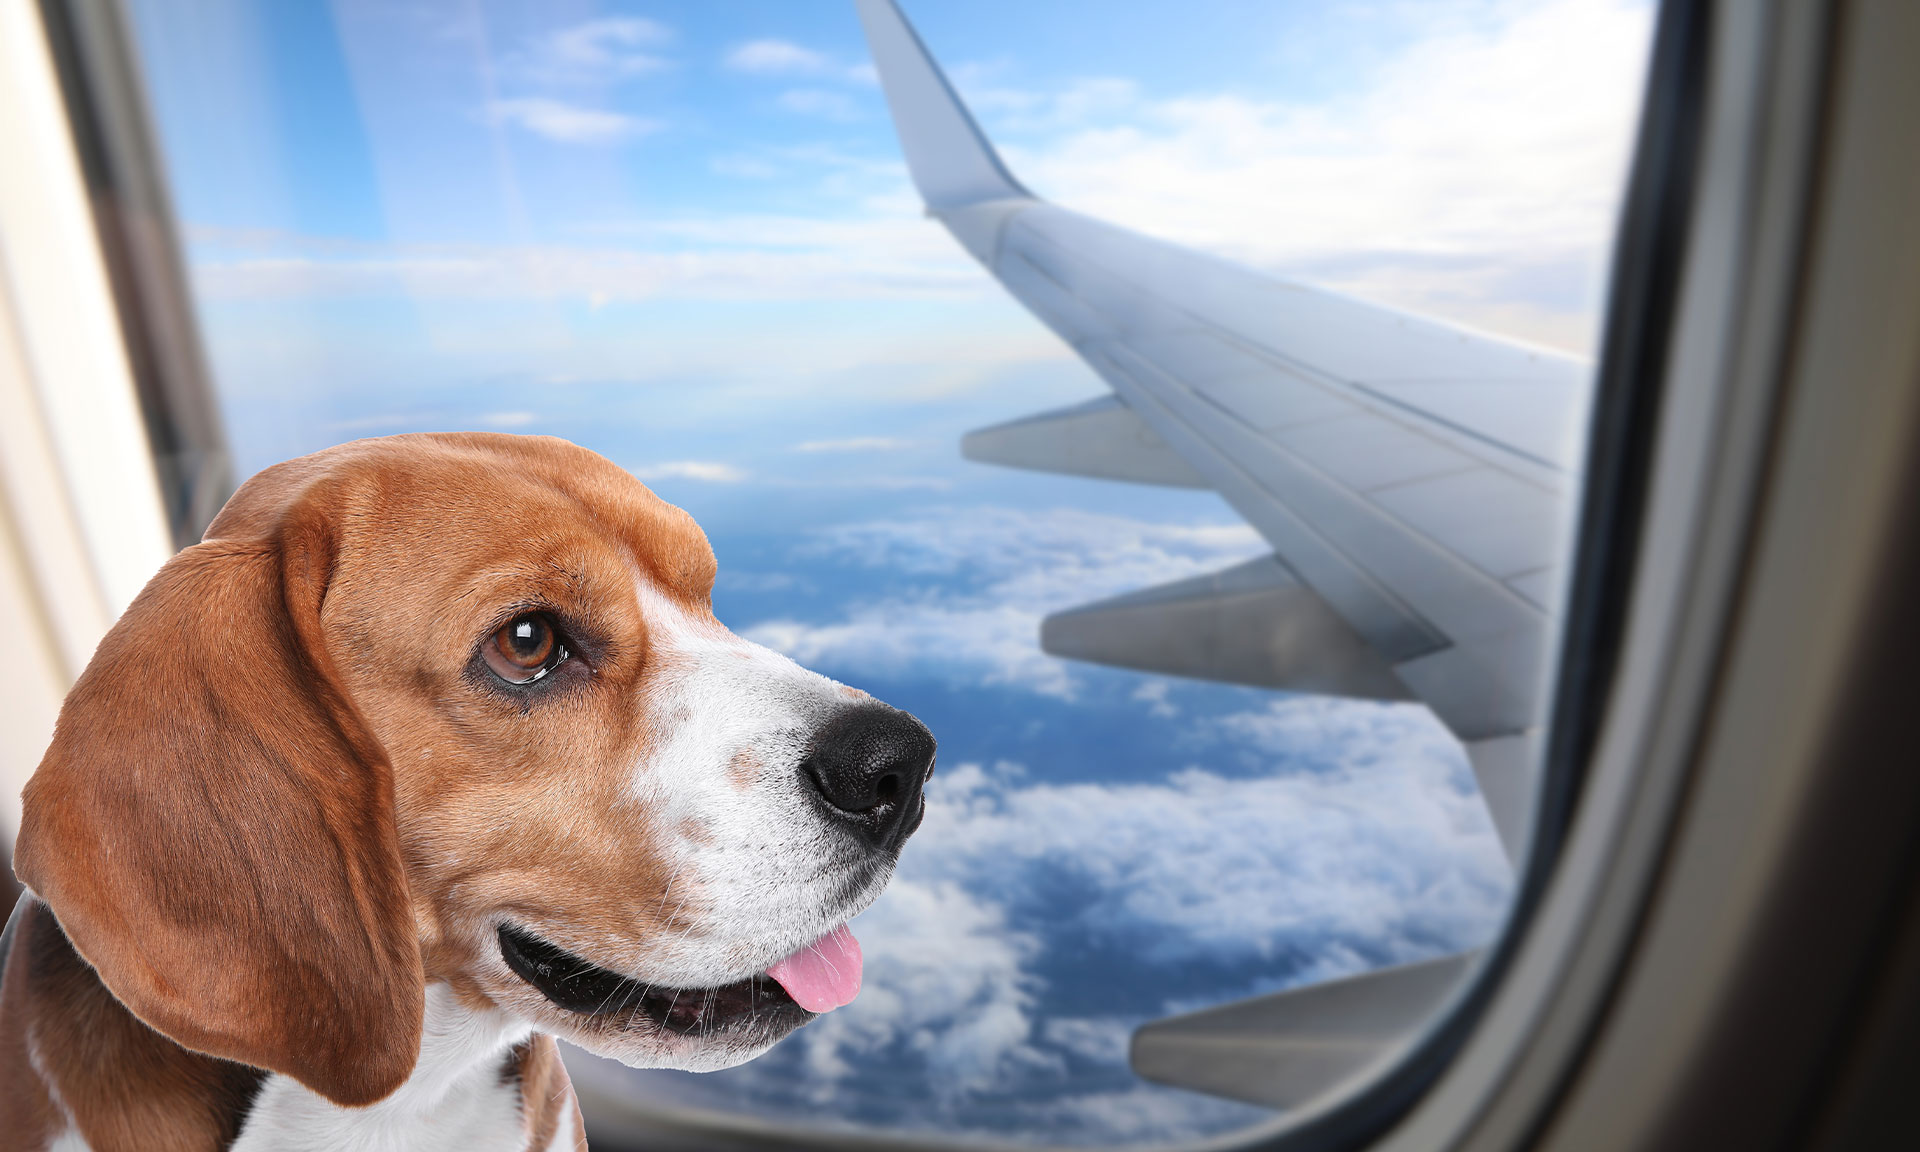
[484,613,568,684]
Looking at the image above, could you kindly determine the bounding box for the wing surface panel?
[1039,556,1415,700]
[1270,416,1477,493]
[854,0,1594,1095]
[859,0,1594,843]
[977,195,1581,740]
[1010,209,1588,455]
[960,396,1209,488]
[1088,343,1452,667]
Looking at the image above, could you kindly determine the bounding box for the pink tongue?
[765,925,862,1013]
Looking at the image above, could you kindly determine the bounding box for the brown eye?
[484,613,567,684]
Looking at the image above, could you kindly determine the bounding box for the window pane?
[121,1,1654,1144]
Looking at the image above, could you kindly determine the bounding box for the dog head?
[13,433,934,1104]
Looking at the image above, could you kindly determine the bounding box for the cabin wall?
[0,0,170,851]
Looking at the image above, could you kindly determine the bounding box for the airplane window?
[112,0,1655,1145]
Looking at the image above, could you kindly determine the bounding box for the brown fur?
[0,898,65,1152]
[503,1034,587,1152]
[6,434,744,1146]
[14,508,423,1106]
[726,749,764,791]
[0,897,264,1151]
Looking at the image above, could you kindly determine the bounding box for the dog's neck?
[231,984,542,1152]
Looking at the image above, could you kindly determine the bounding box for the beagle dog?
[0,433,935,1151]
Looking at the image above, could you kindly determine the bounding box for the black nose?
[802,703,936,852]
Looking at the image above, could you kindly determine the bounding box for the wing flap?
[1089,345,1452,667]
[1040,556,1414,699]
[961,396,1209,488]
[1130,952,1479,1108]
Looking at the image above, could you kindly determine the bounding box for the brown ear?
[14,503,424,1106]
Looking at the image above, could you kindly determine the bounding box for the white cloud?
[963,76,1142,133]
[1131,678,1179,718]
[794,506,1264,580]
[545,16,672,78]
[493,17,673,93]
[188,206,989,305]
[632,460,748,483]
[908,736,1507,970]
[725,37,876,87]
[196,0,1650,361]
[987,0,1654,351]
[778,88,860,120]
[742,507,1264,698]
[661,703,1508,1140]
[484,98,660,144]
[879,719,1505,1067]
[1025,1086,1264,1143]
[792,437,911,453]
[752,603,1075,696]
[1041,1016,1132,1065]
[726,38,833,75]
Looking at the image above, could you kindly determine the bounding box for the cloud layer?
[149,3,1614,1140]
[726,38,832,76]
[975,0,1652,349]
[485,98,661,144]
[744,507,1266,698]
[605,504,1513,1143]
[621,697,1509,1143]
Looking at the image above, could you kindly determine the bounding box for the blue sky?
[131,2,1519,239]
[124,0,1652,1143]
[126,0,1654,496]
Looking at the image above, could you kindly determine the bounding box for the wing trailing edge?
[1131,951,1480,1108]
[1041,556,1413,701]
[961,396,1209,488]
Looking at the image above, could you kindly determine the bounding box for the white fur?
[492,581,891,1048]
[230,984,534,1152]
[544,1108,582,1152]
[220,586,886,1142]
[460,578,902,1076]
[26,1032,86,1152]
[32,540,902,1148]
[614,584,888,988]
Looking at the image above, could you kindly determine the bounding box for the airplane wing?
[857,0,1591,860]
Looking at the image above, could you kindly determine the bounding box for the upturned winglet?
[854,0,1033,210]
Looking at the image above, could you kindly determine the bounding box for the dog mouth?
[498,923,859,1038]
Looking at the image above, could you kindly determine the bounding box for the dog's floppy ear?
[14,480,424,1106]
